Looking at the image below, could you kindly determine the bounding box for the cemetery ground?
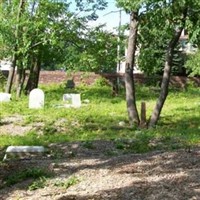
[0,82,200,199]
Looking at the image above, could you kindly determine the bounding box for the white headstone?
[72,94,81,107]
[63,94,72,102]
[6,146,45,153]
[3,146,45,161]
[0,93,11,102]
[29,88,44,109]
[63,93,81,107]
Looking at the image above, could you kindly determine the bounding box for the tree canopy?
[0,0,120,95]
[116,0,200,127]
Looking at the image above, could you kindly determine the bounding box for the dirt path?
[0,141,200,200]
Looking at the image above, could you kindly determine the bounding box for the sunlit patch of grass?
[53,176,80,189]
[0,83,200,153]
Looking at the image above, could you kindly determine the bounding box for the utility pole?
[117,9,122,73]
[104,9,123,95]
[116,9,122,95]
[103,9,123,72]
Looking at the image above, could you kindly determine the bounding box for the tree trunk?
[5,0,25,94]
[24,55,41,94]
[148,9,188,128]
[125,11,140,126]
[140,102,147,128]
[16,64,26,99]
[5,54,17,93]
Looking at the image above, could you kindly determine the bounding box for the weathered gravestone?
[3,146,45,161]
[63,93,81,108]
[66,79,75,89]
[29,88,44,109]
[72,94,81,107]
[0,92,11,102]
[63,93,72,102]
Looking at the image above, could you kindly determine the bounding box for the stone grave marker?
[3,146,45,161]
[0,92,11,102]
[29,88,44,109]
[66,79,75,89]
[63,93,81,108]
[63,93,72,102]
[71,94,81,107]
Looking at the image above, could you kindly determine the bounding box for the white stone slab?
[71,94,81,107]
[63,93,81,108]
[0,93,11,102]
[3,146,45,161]
[6,146,45,153]
[63,94,72,102]
[29,88,44,109]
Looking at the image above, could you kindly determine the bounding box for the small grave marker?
[140,102,147,128]
[71,94,81,107]
[63,93,81,108]
[0,93,11,102]
[63,93,72,102]
[3,146,45,161]
[29,88,44,109]
[66,79,75,89]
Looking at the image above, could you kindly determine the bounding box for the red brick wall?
[39,71,200,88]
[39,71,67,84]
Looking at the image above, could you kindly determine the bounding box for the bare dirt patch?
[0,141,200,200]
[0,115,32,136]
[0,115,200,199]
[0,115,44,136]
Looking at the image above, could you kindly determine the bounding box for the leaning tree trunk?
[148,9,188,128]
[125,11,140,126]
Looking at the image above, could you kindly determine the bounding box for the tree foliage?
[185,51,200,76]
[116,0,200,127]
[62,27,118,73]
[0,0,112,95]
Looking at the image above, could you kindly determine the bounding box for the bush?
[93,77,110,87]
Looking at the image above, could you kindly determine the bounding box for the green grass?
[53,176,80,189]
[0,83,200,153]
[1,168,51,189]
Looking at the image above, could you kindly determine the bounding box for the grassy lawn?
[0,81,200,153]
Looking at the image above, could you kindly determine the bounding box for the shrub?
[93,77,110,87]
